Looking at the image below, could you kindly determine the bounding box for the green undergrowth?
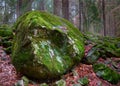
[84,33,120,84]
[0,24,14,54]
[93,63,120,84]
[84,33,120,64]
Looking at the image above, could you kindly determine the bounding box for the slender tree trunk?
[79,0,84,31]
[39,0,45,10]
[16,0,23,17]
[102,0,106,36]
[26,0,33,11]
[62,0,69,20]
[53,0,62,17]
[97,0,104,36]
[3,1,9,24]
[17,0,32,17]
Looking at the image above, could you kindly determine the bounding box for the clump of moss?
[0,24,13,54]
[84,33,120,57]
[93,63,120,84]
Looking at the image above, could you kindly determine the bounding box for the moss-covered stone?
[12,11,84,79]
[93,63,120,84]
[84,33,120,57]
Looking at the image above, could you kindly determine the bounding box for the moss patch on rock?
[93,63,120,84]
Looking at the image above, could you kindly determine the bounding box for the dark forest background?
[0,0,120,37]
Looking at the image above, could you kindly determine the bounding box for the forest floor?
[0,45,120,86]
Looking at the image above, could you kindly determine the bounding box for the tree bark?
[102,0,106,36]
[3,1,9,24]
[62,0,69,20]
[53,0,62,17]
[79,0,84,31]
[17,0,33,17]
[39,0,45,10]
[26,0,33,11]
[16,0,23,17]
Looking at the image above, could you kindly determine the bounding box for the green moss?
[0,25,13,37]
[93,63,120,84]
[84,33,120,57]
[12,11,84,79]
[0,25,13,53]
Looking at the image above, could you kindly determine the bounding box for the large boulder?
[12,11,84,79]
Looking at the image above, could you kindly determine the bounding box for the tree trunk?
[102,0,106,36]
[62,0,69,20]
[79,0,84,31]
[53,0,62,17]
[17,0,32,17]
[39,0,45,10]
[3,1,9,24]
[26,0,33,11]
[16,0,23,17]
